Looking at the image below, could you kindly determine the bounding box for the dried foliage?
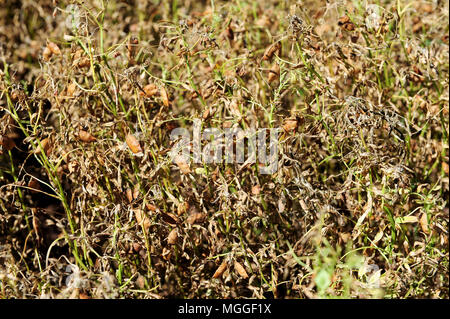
[0,0,448,298]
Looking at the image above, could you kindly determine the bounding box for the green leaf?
[395,216,418,224]
[315,269,331,292]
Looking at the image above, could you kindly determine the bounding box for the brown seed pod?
[66,82,77,97]
[177,201,189,216]
[225,25,234,41]
[191,91,199,99]
[338,15,350,25]
[126,188,133,203]
[167,228,178,245]
[77,57,91,68]
[420,3,433,13]
[160,86,170,107]
[78,130,96,143]
[268,63,280,83]
[343,22,355,31]
[161,212,180,226]
[202,108,210,119]
[133,183,140,200]
[419,213,429,234]
[338,15,355,31]
[162,247,171,261]
[141,83,158,98]
[251,185,261,195]
[135,209,151,230]
[135,275,146,289]
[283,119,298,132]
[79,292,90,299]
[43,47,52,61]
[73,49,83,61]
[132,243,142,252]
[28,178,40,193]
[202,107,216,120]
[234,261,249,279]
[47,41,61,55]
[34,138,52,156]
[127,36,139,62]
[263,41,281,61]
[126,134,143,154]
[222,121,233,129]
[212,261,228,279]
[443,161,449,175]
[0,135,16,152]
[174,155,191,174]
[72,49,90,68]
[186,212,205,225]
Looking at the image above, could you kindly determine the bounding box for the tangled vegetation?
[0,0,448,298]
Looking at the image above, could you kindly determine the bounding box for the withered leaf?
[127,37,139,63]
[31,208,41,242]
